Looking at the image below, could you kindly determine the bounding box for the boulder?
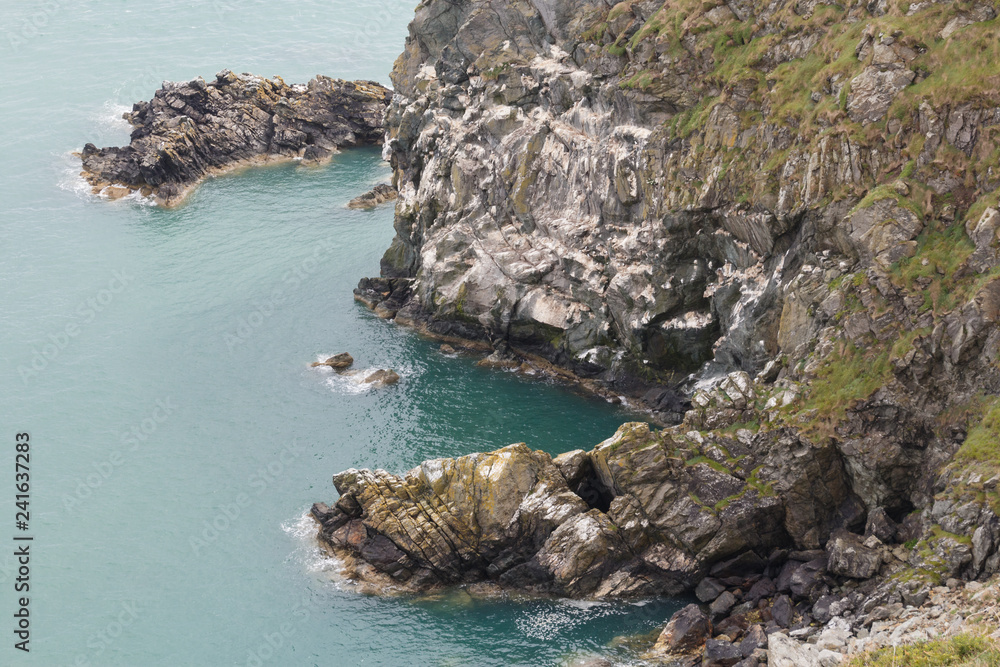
[771,594,794,628]
[864,508,898,544]
[703,638,743,666]
[652,604,713,654]
[826,529,882,579]
[739,624,768,657]
[696,577,728,602]
[768,632,825,667]
[710,590,738,619]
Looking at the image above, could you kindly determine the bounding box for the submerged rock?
[79,71,391,205]
[362,369,400,386]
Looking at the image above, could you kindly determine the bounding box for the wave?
[281,508,345,578]
[311,354,414,394]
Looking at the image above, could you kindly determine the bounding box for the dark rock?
[865,507,898,543]
[746,576,776,602]
[739,624,768,657]
[696,577,728,602]
[80,72,391,205]
[789,558,828,599]
[710,591,738,618]
[715,613,749,640]
[812,595,837,623]
[710,552,767,578]
[703,638,743,667]
[771,595,794,628]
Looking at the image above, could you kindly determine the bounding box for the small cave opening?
[569,459,616,513]
[886,499,916,524]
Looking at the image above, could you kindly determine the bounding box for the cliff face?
[332,0,1000,650]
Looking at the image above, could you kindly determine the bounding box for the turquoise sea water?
[0,1,683,664]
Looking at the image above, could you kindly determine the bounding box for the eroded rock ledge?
[79,70,391,205]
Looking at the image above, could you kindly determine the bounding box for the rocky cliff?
[80,71,391,205]
[323,0,1000,662]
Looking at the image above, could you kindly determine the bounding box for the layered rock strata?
[296,0,1000,661]
[80,70,391,205]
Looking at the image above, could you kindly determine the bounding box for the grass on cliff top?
[845,633,1000,667]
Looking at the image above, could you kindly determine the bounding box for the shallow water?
[0,1,684,664]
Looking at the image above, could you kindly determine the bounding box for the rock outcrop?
[316,0,1000,662]
[315,417,868,597]
[348,183,397,209]
[80,71,391,205]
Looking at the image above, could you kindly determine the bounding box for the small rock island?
[79,70,391,205]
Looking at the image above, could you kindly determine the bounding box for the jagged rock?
[846,198,923,269]
[966,207,1000,272]
[710,591,738,618]
[651,604,712,654]
[317,417,871,596]
[847,66,915,125]
[80,71,391,205]
[771,594,794,628]
[696,577,728,602]
[317,443,590,592]
[739,625,768,657]
[865,508,898,543]
[703,638,743,666]
[827,529,882,579]
[348,183,398,209]
[746,576,776,602]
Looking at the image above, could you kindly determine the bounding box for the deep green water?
[0,1,683,664]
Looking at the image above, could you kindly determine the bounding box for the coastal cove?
[0,1,681,665]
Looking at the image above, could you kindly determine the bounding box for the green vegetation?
[845,633,1000,667]
[954,397,1000,467]
[797,341,892,430]
[684,455,730,473]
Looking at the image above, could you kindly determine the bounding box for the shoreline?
[358,291,676,427]
[78,152,321,207]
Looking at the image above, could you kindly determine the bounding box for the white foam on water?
[515,598,619,640]
[312,354,413,395]
[281,508,346,579]
[97,101,133,132]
